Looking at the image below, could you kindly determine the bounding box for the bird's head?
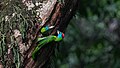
[57,30,65,39]
[41,26,54,33]
[53,30,65,42]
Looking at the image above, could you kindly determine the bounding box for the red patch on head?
[62,33,65,38]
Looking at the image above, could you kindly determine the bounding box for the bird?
[40,26,54,33]
[32,29,64,60]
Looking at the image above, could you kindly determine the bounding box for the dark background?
[55,0,120,68]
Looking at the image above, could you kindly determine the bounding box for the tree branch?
[23,0,79,68]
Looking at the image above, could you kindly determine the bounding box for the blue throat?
[45,26,49,30]
[57,33,62,38]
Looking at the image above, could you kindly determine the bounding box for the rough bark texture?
[23,0,79,68]
[0,0,79,68]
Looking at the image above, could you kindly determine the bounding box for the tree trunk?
[0,0,79,68]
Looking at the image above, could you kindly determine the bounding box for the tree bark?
[0,0,79,68]
[23,0,79,68]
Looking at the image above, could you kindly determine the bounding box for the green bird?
[32,30,65,60]
[41,26,54,33]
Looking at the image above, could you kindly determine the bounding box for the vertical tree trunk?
[0,0,79,68]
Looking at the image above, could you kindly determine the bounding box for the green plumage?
[55,37,62,41]
[41,27,46,33]
[32,35,56,60]
[32,26,64,60]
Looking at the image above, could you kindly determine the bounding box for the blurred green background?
[55,0,120,68]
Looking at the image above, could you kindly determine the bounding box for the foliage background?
[55,0,120,68]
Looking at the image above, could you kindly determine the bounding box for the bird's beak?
[49,26,54,29]
[57,30,60,34]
